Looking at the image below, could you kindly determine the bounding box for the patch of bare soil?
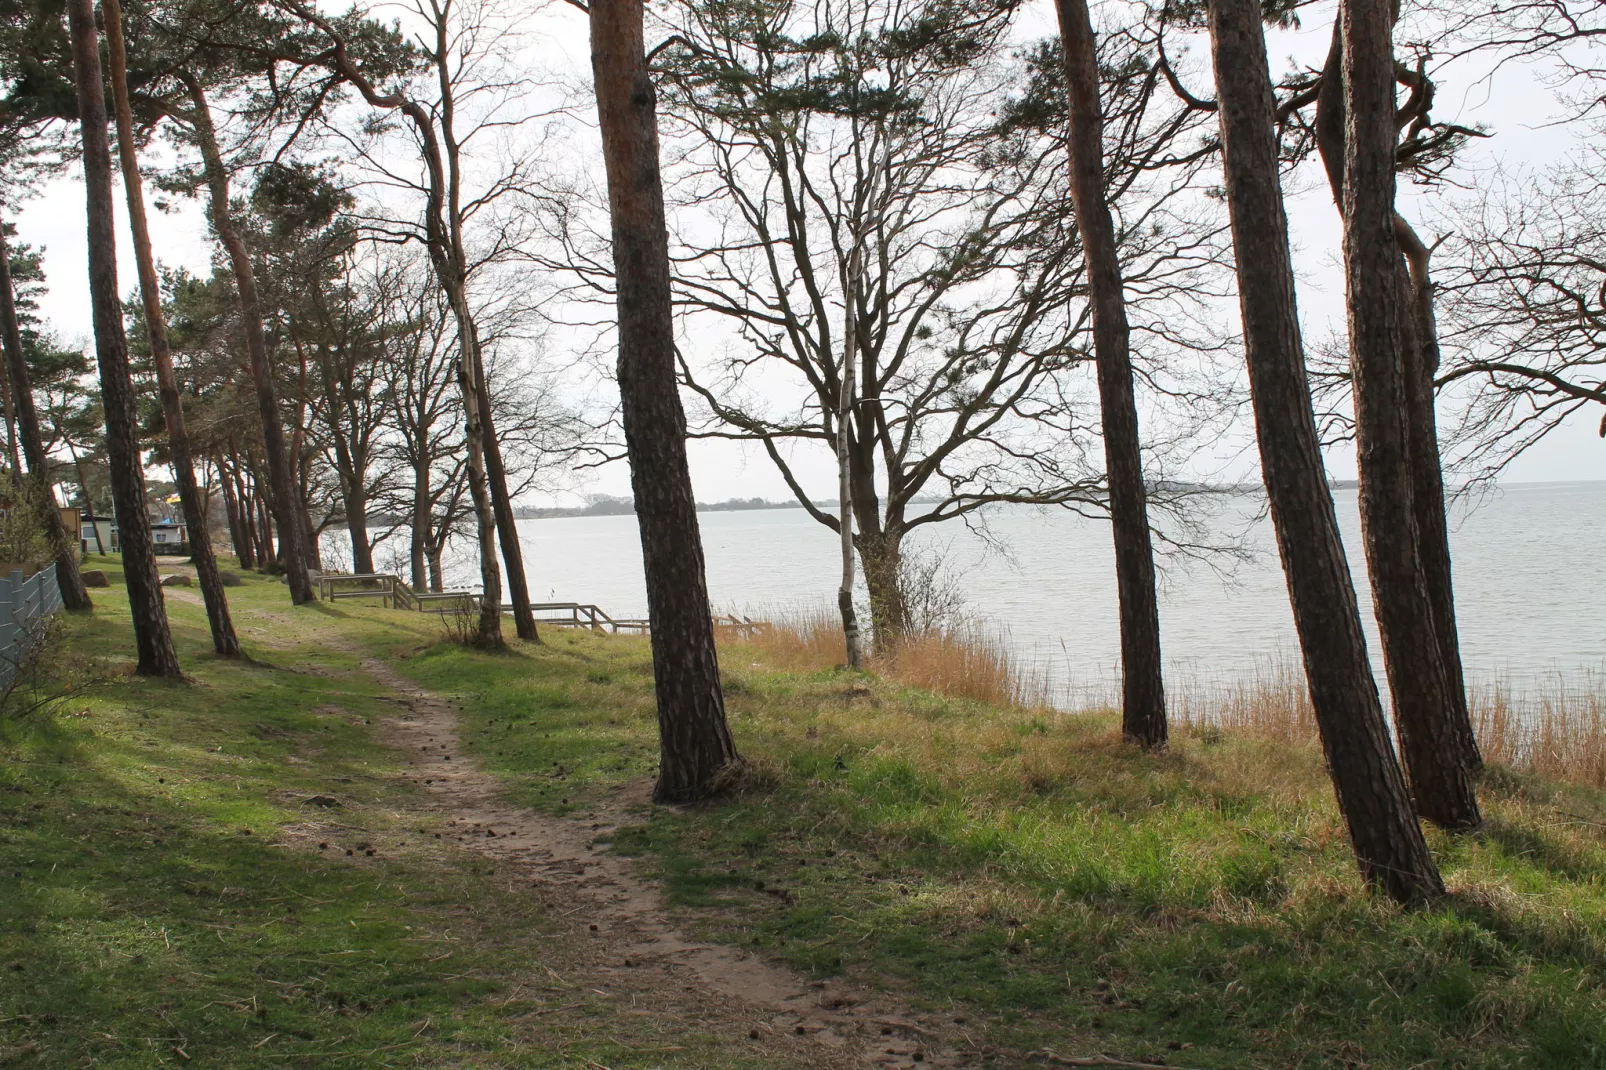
[354,650,986,1068]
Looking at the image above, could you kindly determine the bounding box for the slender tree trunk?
[1336,3,1481,830]
[1205,0,1442,904]
[255,485,273,571]
[411,460,430,592]
[105,0,239,657]
[473,350,538,640]
[219,455,247,569]
[591,0,741,802]
[291,347,322,573]
[1056,0,1167,748]
[0,297,21,476]
[0,225,91,609]
[182,74,315,605]
[838,241,863,670]
[442,293,504,646]
[66,0,178,673]
[69,446,103,556]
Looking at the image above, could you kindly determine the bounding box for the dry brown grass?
[1171,662,1318,745]
[722,609,1606,792]
[1473,677,1606,788]
[717,607,1042,707]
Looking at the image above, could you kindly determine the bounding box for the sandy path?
[354,651,981,1069]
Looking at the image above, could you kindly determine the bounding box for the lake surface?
[359,481,1605,707]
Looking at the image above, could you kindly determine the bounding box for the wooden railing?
[313,573,681,635]
[314,573,772,638]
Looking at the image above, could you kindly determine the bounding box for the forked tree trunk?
[591,0,740,802]
[105,0,239,657]
[1056,0,1167,748]
[66,0,179,674]
[1205,0,1442,904]
[1331,9,1481,829]
[182,74,315,606]
[0,225,92,610]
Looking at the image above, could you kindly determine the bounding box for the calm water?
[355,481,1605,704]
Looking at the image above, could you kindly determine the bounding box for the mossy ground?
[4,556,1605,1068]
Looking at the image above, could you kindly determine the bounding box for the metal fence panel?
[0,563,63,692]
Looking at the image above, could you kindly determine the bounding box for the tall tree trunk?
[443,294,505,646]
[1334,5,1481,830]
[411,460,430,592]
[105,0,239,657]
[182,73,315,605]
[591,0,741,803]
[1315,28,1481,783]
[0,225,91,609]
[66,0,178,674]
[1205,0,1442,904]
[1056,0,1168,748]
[837,241,863,671]
[474,351,538,640]
[1397,221,1481,771]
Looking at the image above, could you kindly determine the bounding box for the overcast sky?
[11,0,1600,505]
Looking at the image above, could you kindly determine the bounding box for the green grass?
[7,559,1606,1068]
[0,559,771,1068]
[387,627,1606,1069]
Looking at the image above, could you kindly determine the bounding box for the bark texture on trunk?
[1206,0,1442,904]
[105,0,239,657]
[0,225,92,611]
[591,0,740,803]
[183,74,316,606]
[1335,4,1481,830]
[1056,0,1167,748]
[858,528,906,644]
[67,0,179,674]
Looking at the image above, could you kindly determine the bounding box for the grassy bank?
[392,623,1606,1069]
[4,567,1605,1068]
[0,560,769,1068]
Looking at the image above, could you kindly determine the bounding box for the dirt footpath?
[358,652,981,1069]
